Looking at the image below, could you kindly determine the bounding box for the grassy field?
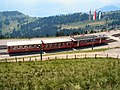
[61,20,112,29]
[0,58,120,90]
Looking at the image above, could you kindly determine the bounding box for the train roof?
[42,38,75,44]
[7,38,76,46]
[73,34,107,41]
[7,40,42,46]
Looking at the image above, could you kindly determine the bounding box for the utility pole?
[39,44,42,60]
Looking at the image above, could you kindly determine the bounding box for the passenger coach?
[7,38,76,53]
[7,40,42,53]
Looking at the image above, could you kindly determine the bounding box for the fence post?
[55,56,57,60]
[15,57,17,62]
[85,54,86,58]
[66,55,68,59]
[117,55,119,59]
[75,54,77,59]
[95,54,97,59]
[29,58,31,61]
[106,54,108,58]
[5,58,7,62]
[35,57,37,61]
[23,58,24,62]
[48,57,50,60]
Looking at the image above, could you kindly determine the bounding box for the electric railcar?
[7,34,108,53]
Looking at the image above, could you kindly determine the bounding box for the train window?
[24,46,28,48]
[66,43,68,46]
[90,39,92,42]
[47,44,49,48]
[46,44,49,48]
[28,45,32,48]
[48,44,50,48]
[62,43,65,46]
[56,43,58,46]
[36,45,40,48]
[54,44,56,47]
[50,44,53,47]
[52,44,54,47]
[13,46,17,50]
[34,45,37,48]
[17,46,20,49]
[54,43,56,47]
[60,43,62,46]
[50,44,52,47]
[56,43,58,47]
[58,43,61,46]
[45,44,47,48]
[10,47,13,50]
[19,46,22,49]
[68,42,70,45]
[31,45,34,48]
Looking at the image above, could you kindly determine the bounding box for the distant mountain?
[100,5,120,12]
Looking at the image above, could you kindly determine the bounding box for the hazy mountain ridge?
[100,5,120,12]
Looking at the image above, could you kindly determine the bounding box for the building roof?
[7,40,42,46]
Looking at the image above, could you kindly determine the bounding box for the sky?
[0,0,120,17]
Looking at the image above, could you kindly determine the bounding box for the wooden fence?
[0,53,119,62]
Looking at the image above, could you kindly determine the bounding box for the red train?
[7,34,108,53]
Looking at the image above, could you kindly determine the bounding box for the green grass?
[62,20,112,29]
[0,58,120,90]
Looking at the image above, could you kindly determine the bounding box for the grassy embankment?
[61,20,112,29]
[0,58,119,90]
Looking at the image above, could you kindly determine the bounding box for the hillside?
[0,11,36,36]
[0,10,120,38]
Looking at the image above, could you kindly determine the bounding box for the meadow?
[0,58,119,90]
